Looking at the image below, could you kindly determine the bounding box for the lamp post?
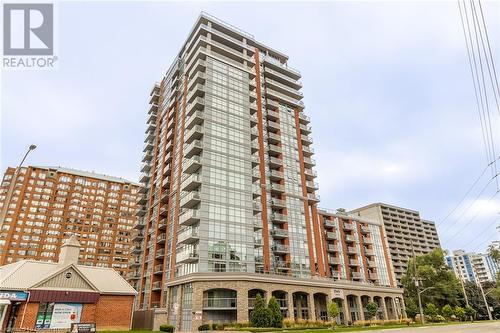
[417,286,435,325]
[0,145,37,260]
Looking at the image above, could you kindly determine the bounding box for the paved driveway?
[353,321,500,332]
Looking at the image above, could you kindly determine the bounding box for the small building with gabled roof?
[0,235,137,332]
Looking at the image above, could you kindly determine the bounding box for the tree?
[405,299,418,320]
[454,306,466,321]
[365,302,378,325]
[267,297,283,328]
[402,249,461,309]
[250,294,271,327]
[442,304,453,320]
[463,281,500,319]
[488,245,500,263]
[465,305,476,322]
[424,303,438,321]
[327,301,340,329]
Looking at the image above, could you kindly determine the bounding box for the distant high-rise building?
[446,249,499,284]
[349,203,441,286]
[131,12,404,330]
[0,166,139,276]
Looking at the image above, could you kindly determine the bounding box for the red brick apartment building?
[0,166,140,276]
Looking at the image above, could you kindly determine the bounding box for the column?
[287,291,295,320]
[307,293,316,321]
[391,298,399,319]
[191,283,204,329]
[342,298,351,325]
[356,296,365,321]
[380,297,388,320]
[237,287,249,323]
[175,285,183,331]
[400,298,407,318]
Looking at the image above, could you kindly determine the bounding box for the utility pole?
[412,242,424,325]
[458,273,469,307]
[472,263,492,320]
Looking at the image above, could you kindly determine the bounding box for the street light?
[417,285,435,325]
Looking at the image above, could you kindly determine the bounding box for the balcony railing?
[203,298,237,309]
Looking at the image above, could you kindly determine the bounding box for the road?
[353,321,500,332]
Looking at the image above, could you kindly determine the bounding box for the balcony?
[159,206,168,217]
[132,246,143,254]
[203,298,237,310]
[158,218,167,230]
[262,56,301,80]
[186,110,204,129]
[269,198,286,208]
[130,259,141,268]
[271,228,288,238]
[326,232,336,240]
[132,232,144,242]
[328,257,341,265]
[157,233,166,244]
[253,218,262,229]
[324,220,335,228]
[177,251,199,264]
[267,110,279,121]
[184,140,203,158]
[365,249,375,256]
[272,244,289,253]
[180,191,201,208]
[345,235,355,243]
[301,135,313,145]
[327,244,338,253]
[156,249,165,259]
[185,125,203,143]
[363,237,373,244]
[369,272,379,280]
[267,120,280,132]
[298,112,310,124]
[304,169,317,180]
[266,99,280,110]
[306,181,319,191]
[268,144,282,156]
[351,271,362,279]
[179,209,200,226]
[253,202,262,212]
[143,141,153,152]
[263,66,302,89]
[184,155,202,174]
[307,194,320,202]
[187,97,205,116]
[270,183,285,193]
[138,195,147,205]
[347,247,357,254]
[182,173,202,191]
[187,83,205,103]
[344,223,355,230]
[136,208,147,217]
[367,260,376,268]
[360,225,370,234]
[139,173,150,184]
[349,259,360,266]
[266,87,304,109]
[269,157,282,168]
[303,157,316,167]
[264,77,303,100]
[177,227,199,244]
[152,281,162,291]
[128,272,141,280]
[299,123,312,134]
[302,146,314,157]
[267,132,280,144]
[270,213,287,223]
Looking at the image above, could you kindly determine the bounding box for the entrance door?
[0,301,10,332]
[5,302,20,333]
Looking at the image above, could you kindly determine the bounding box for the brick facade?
[11,295,133,331]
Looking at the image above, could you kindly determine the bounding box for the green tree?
[488,245,500,263]
[454,306,466,321]
[250,294,271,327]
[441,304,453,320]
[465,305,476,322]
[267,297,283,328]
[401,249,461,309]
[424,303,438,321]
[327,301,340,329]
[365,301,378,324]
[404,299,418,320]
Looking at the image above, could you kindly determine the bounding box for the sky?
[1,1,500,253]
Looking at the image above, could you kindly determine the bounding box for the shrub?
[215,323,225,330]
[268,297,283,328]
[442,304,453,320]
[424,303,438,321]
[433,315,446,323]
[159,324,175,333]
[250,294,271,327]
[283,318,294,328]
[198,324,210,331]
[454,306,466,321]
[465,306,476,322]
[327,301,340,328]
[404,299,418,320]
